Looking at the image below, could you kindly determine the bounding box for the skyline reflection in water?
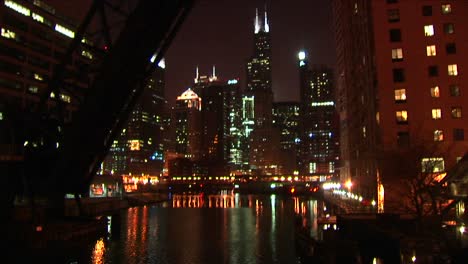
[88,192,322,264]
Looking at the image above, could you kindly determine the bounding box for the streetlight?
[345,180,353,191]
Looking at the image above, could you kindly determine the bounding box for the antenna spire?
[264,5,269,32]
[255,8,260,33]
[194,66,199,83]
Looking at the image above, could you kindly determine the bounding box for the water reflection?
[87,193,320,264]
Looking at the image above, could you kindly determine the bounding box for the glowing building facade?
[333,0,468,205]
[244,6,281,175]
[298,52,339,181]
[173,87,202,160]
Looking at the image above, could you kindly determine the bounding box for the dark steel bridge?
[2,0,194,218]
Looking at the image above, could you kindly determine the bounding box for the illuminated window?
[81,50,93,60]
[430,86,440,98]
[434,130,444,141]
[33,73,44,81]
[389,28,401,42]
[443,23,454,34]
[309,162,317,174]
[1,28,16,39]
[129,140,140,151]
[60,94,71,103]
[451,107,462,118]
[394,89,406,102]
[28,86,38,94]
[449,85,460,97]
[442,4,452,14]
[448,64,458,76]
[387,9,400,22]
[424,25,434,36]
[426,45,436,56]
[32,13,44,23]
[396,110,408,123]
[391,48,403,61]
[4,0,30,16]
[54,24,75,38]
[432,108,442,119]
[421,157,444,173]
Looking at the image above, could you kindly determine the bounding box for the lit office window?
[421,157,444,173]
[55,24,75,38]
[309,162,317,174]
[4,0,30,16]
[396,110,408,123]
[391,48,403,61]
[442,4,452,14]
[448,64,458,76]
[432,108,442,119]
[1,28,16,39]
[394,89,406,102]
[424,25,434,36]
[430,86,440,98]
[434,130,444,142]
[451,107,462,118]
[426,45,436,56]
[32,13,44,23]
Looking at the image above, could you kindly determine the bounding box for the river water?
[59,192,323,264]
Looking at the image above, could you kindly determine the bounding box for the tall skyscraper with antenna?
[243,6,281,175]
[246,7,273,127]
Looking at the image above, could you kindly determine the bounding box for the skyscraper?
[333,0,468,209]
[102,63,167,177]
[173,87,202,160]
[272,101,301,174]
[193,69,242,175]
[246,7,273,127]
[244,6,280,175]
[298,51,339,181]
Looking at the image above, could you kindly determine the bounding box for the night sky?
[44,0,335,105]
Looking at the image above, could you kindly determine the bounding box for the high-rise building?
[244,6,280,175]
[194,70,242,175]
[272,101,300,174]
[0,0,97,161]
[333,0,468,208]
[246,7,273,127]
[172,87,202,160]
[102,64,167,177]
[298,51,339,181]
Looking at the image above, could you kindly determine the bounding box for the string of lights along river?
[42,193,326,264]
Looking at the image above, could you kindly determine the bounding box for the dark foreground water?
[22,192,322,264]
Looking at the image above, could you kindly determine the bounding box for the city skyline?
[43,0,335,105]
[165,0,335,105]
